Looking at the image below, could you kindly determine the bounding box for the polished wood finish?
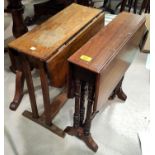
[6,1,102,109]
[68,12,145,73]
[9,3,103,61]
[9,3,104,88]
[46,12,104,87]
[65,12,146,152]
[8,4,104,137]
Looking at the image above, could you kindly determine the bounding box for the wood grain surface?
[8,3,102,61]
[68,12,146,73]
[46,13,104,87]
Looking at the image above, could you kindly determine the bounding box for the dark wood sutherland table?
[65,12,146,152]
[8,3,104,137]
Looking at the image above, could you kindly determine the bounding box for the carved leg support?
[65,80,98,152]
[109,77,127,101]
[81,82,98,152]
[9,70,25,110]
[80,81,86,126]
[73,78,81,128]
[65,78,82,136]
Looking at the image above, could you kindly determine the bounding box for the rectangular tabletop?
[68,12,146,73]
[8,3,102,61]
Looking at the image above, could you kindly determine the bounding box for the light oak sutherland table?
[65,12,146,152]
[8,3,104,137]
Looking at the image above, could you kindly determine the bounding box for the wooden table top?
[8,3,102,61]
[68,12,145,73]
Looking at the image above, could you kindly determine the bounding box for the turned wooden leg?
[21,55,39,118]
[82,82,98,152]
[9,70,25,110]
[65,79,98,152]
[109,77,127,101]
[65,78,82,136]
[38,62,51,126]
[83,83,95,136]
[80,81,86,126]
[74,78,81,128]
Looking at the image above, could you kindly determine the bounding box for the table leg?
[83,83,95,136]
[21,56,39,118]
[65,80,98,152]
[21,59,65,137]
[73,78,81,128]
[82,82,98,152]
[38,62,51,126]
[109,76,127,101]
[65,78,83,136]
[9,70,25,110]
[80,81,86,126]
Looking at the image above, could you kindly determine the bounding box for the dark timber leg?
[21,55,39,118]
[109,77,127,101]
[8,50,17,73]
[81,82,98,152]
[65,78,82,136]
[80,81,87,126]
[38,62,51,126]
[9,70,25,110]
[73,78,81,128]
[65,80,98,152]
